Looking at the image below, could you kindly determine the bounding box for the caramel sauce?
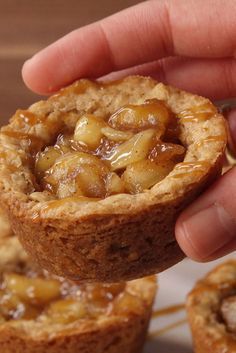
[195,135,225,148]
[108,99,171,132]
[53,78,128,99]
[44,196,101,210]
[149,142,185,163]
[12,111,58,148]
[15,110,45,126]
[175,161,210,169]
[55,79,98,97]
[13,110,62,142]
[204,135,225,142]
[172,161,210,179]
[95,137,119,159]
[179,103,217,123]
[31,196,101,219]
[152,303,185,318]
[1,130,45,151]
[148,318,187,338]
[179,115,210,123]
[148,304,186,338]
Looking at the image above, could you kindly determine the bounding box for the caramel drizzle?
[172,161,210,179]
[179,114,212,123]
[149,304,186,338]
[31,196,101,220]
[54,79,98,97]
[0,130,46,173]
[195,135,225,148]
[44,196,101,210]
[152,303,185,318]
[1,130,45,151]
[15,110,46,126]
[54,77,148,97]
[15,110,62,140]
[178,103,217,123]
[148,318,187,338]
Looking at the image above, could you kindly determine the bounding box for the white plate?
[144,253,235,353]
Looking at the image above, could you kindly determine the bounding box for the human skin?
[22,0,236,262]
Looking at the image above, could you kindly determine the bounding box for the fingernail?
[180,203,236,260]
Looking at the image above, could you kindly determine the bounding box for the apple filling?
[220,295,236,334]
[34,99,186,200]
[0,264,147,324]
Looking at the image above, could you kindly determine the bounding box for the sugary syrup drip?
[149,303,186,338]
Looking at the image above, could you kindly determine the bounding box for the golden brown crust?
[0,320,148,353]
[0,208,12,239]
[0,76,227,282]
[186,260,236,353]
[0,237,156,353]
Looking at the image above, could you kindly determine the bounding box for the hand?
[22,0,236,262]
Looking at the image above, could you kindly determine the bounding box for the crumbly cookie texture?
[0,236,156,353]
[0,208,12,239]
[186,260,236,353]
[0,75,227,282]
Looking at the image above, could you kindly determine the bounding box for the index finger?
[22,0,236,94]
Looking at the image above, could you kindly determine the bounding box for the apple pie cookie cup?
[0,236,156,353]
[187,260,236,353]
[0,76,227,282]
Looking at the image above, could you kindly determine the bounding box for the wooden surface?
[0,0,141,124]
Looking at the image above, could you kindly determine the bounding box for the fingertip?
[22,57,46,95]
[22,51,60,95]
[22,59,36,93]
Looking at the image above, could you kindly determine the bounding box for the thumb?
[175,167,236,262]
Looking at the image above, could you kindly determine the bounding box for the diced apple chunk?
[108,99,171,135]
[35,147,61,175]
[46,299,87,324]
[112,291,143,315]
[122,159,174,193]
[149,142,185,163]
[74,114,106,149]
[3,273,61,305]
[101,127,133,142]
[106,129,156,171]
[44,152,110,199]
[106,173,125,195]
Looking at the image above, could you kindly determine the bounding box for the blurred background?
[0,0,141,124]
